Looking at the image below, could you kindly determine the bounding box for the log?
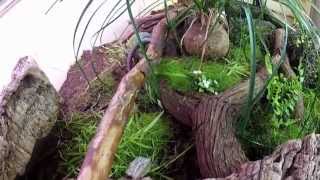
[160,28,290,178]
[204,133,320,180]
[77,11,177,180]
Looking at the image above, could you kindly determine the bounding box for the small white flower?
[192,70,202,75]
[203,79,211,88]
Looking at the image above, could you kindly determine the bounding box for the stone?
[59,43,125,117]
[126,157,151,179]
[183,14,229,59]
[0,56,60,179]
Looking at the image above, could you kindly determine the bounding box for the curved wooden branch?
[77,11,178,180]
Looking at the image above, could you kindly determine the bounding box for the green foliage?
[154,57,242,93]
[239,105,302,158]
[225,47,251,77]
[112,112,172,178]
[267,73,303,123]
[59,112,172,178]
[59,112,100,177]
[240,87,320,158]
[301,89,320,133]
[239,67,320,159]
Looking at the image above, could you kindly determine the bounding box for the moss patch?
[154,57,243,93]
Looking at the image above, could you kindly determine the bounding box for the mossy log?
[160,29,300,178]
[77,11,177,180]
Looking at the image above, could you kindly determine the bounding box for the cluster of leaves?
[193,70,219,94]
[241,89,320,158]
[240,66,320,158]
[59,112,172,178]
[266,73,303,124]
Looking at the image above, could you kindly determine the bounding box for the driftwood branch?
[77,11,177,180]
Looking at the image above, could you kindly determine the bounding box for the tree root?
[204,133,320,180]
[159,29,302,178]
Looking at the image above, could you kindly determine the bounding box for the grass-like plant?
[59,111,172,178]
[59,112,100,177]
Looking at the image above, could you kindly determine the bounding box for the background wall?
[0,0,161,90]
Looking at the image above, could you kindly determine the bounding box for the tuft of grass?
[59,112,100,177]
[154,57,243,93]
[59,112,172,179]
[111,112,172,178]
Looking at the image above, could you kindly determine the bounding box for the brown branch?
[77,11,177,180]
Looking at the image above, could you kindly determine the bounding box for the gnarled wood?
[160,29,290,178]
[205,133,320,180]
[160,69,268,178]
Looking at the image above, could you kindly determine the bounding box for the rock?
[126,157,151,179]
[183,14,229,59]
[59,42,126,117]
[0,56,60,179]
[205,133,320,180]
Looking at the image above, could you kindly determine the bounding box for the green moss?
[59,112,172,178]
[154,57,243,92]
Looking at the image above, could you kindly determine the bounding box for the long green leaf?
[126,0,149,61]
[243,6,256,127]
[72,0,94,86]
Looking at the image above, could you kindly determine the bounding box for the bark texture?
[0,57,60,179]
[205,133,320,180]
[160,69,268,178]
